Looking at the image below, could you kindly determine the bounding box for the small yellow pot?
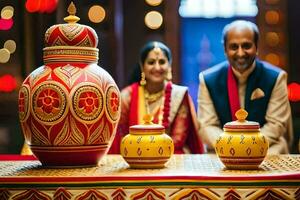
[120,115,174,168]
[215,109,269,169]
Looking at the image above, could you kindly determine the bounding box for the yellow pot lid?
[223,109,260,132]
[129,114,164,135]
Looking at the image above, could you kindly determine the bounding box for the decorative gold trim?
[43,46,98,51]
[43,47,98,64]
[44,49,98,56]
[43,58,98,65]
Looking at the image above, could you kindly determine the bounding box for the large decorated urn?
[18,3,121,167]
[215,109,269,169]
[120,114,174,168]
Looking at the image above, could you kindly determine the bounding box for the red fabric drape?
[227,66,240,120]
[129,83,139,126]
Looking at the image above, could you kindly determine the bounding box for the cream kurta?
[197,64,293,154]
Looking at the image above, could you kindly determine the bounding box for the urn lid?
[129,114,165,135]
[43,2,99,64]
[44,2,98,48]
[223,109,260,132]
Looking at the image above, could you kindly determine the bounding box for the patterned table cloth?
[0,154,299,200]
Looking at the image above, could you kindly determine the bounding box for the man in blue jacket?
[197,20,293,154]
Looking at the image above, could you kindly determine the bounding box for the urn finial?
[235,108,248,122]
[63,2,80,24]
[143,114,153,125]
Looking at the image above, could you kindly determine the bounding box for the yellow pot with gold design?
[215,109,269,169]
[120,114,174,168]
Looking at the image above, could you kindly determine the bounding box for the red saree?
[108,82,204,154]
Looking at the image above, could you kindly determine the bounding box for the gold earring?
[166,68,172,81]
[140,71,146,86]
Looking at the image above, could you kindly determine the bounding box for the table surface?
[0,154,300,188]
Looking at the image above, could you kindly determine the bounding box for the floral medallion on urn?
[18,2,121,167]
[215,109,269,169]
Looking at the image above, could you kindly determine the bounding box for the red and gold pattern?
[11,189,51,200]
[18,85,30,122]
[18,3,120,167]
[106,85,121,122]
[71,83,104,123]
[32,81,68,124]
[0,154,299,200]
[53,187,72,200]
[112,188,127,200]
[1,187,299,200]
[76,189,108,200]
[44,24,97,48]
[131,188,165,200]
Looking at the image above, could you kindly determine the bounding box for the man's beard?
[232,57,255,72]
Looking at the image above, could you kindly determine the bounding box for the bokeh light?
[1,6,14,19]
[265,32,279,47]
[0,48,10,63]
[265,10,280,25]
[41,0,57,13]
[265,53,280,66]
[88,5,106,23]
[288,82,300,102]
[25,0,58,14]
[0,18,13,30]
[145,0,163,6]
[144,11,163,29]
[25,0,41,13]
[0,74,17,92]
[4,40,16,54]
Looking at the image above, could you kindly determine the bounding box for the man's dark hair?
[222,20,259,48]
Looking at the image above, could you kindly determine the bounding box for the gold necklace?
[144,89,164,103]
[145,94,164,125]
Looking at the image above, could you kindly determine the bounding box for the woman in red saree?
[109,41,204,154]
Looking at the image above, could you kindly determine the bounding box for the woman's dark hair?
[139,41,172,65]
[222,20,259,48]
